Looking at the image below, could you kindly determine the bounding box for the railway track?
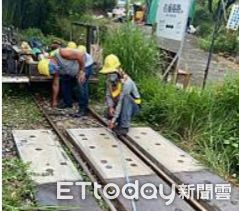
[29,95,238,211]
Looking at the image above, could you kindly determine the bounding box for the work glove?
[109,107,115,117]
[77,71,86,84]
[108,120,115,129]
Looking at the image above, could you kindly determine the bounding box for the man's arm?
[105,81,114,107]
[60,48,85,72]
[52,73,59,107]
[105,82,115,117]
[60,48,85,83]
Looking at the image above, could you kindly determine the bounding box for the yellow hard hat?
[67,41,77,49]
[100,54,121,74]
[21,41,32,50]
[38,59,50,76]
[77,45,87,53]
[49,49,57,57]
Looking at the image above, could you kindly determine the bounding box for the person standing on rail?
[74,45,94,117]
[37,47,91,117]
[56,41,77,110]
[57,45,93,116]
[100,54,141,135]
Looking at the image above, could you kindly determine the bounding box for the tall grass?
[102,24,239,181]
[103,24,160,79]
[139,76,239,179]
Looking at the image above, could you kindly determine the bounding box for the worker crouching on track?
[37,47,92,117]
[100,54,141,135]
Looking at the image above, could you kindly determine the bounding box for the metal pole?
[162,0,192,82]
[70,23,73,41]
[172,0,192,84]
[173,27,187,84]
[202,2,223,89]
[86,26,91,54]
[126,0,130,21]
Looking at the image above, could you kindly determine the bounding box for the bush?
[193,3,212,27]
[103,23,161,80]
[138,77,212,140]
[198,30,238,55]
[193,1,238,56]
[138,76,239,179]
[21,28,45,41]
[197,23,212,37]
[93,0,116,11]
[3,159,36,210]
[21,28,67,47]
[102,22,239,180]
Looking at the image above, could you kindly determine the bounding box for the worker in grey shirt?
[100,54,141,135]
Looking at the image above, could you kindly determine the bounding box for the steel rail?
[32,93,211,211]
[33,96,119,211]
[88,107,211,211]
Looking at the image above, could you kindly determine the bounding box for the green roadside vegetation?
[3,0,114,40]
[3,158,36,211]
[2,1,239,209]
[2,87,42,210]
[2,87,108,210]
[102,24,239,182]
[193,0,239,55]
[3,88,65,210]
[4,0,238,55]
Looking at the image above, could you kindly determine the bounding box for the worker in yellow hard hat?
[38,48,87,116]
[49,40,62,57]
[77,45,93,72]
[59,45,93,117]
[77,45,86,53]
[100,54,141,135]
[67,41,77,49]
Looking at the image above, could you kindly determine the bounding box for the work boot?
[72,109,88,118]
[114,127,129,136]
[57,102,72,110]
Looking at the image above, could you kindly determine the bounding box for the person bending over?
[38,47,89,117]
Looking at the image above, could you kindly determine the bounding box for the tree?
[3,0,116,36]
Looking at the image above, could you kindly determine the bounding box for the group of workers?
[38,41,141,135]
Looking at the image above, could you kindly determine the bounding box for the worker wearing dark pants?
[106,75,141,135]
[55,45,93,117]
[59,75,75,108]
[78,64,93,114]
[73,45,93,117]
[37,48,86,117]
[59,64,92,110]
[100,54,141,135]
[118,95,140,130]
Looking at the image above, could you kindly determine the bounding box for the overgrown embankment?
[193,1,239,56]
[103,24,239,182]
[2,86,46,210]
